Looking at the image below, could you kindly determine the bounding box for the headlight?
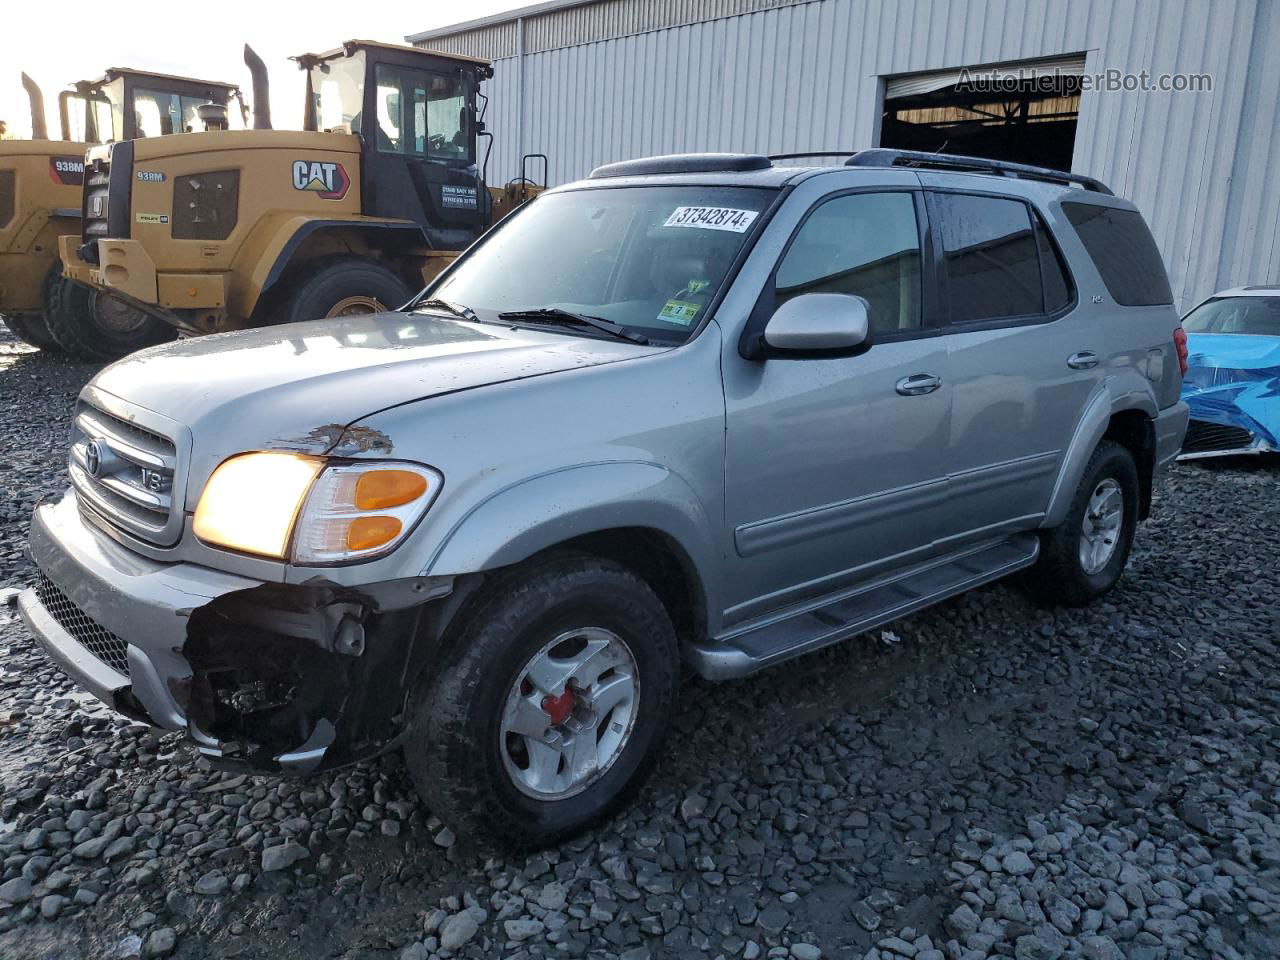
[193,453,441,563]
[193,453,322,558]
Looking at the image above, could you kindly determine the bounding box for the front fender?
[229,215,425,319]
[423,460,720,614]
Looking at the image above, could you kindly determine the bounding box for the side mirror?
[762,293,870,356]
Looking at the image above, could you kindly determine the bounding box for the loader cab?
[60,69,242,145]
[298,40,494,249]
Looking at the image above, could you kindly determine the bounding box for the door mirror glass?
[763,293,870,354]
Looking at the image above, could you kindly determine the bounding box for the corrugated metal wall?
[458,0,1277,308]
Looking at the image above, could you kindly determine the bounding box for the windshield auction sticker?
[664,206,759,233]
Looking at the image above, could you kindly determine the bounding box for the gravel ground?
[1,327,1278,960]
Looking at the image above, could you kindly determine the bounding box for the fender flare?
[243,218,429,316]
[422,461,720,620]
[1043,387,1157,527]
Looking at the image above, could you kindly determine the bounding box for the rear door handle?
[895,373,942,396]
[1067,351,1100,369]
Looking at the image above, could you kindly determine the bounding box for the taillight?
[1172,327,1189,376]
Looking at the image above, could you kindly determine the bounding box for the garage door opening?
[879,55,1084,172]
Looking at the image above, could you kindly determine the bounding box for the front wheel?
[405,554,680,848]
[269,257,412,325]
[1025,440,1140,607]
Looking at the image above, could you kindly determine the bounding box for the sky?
[1,0,523,139]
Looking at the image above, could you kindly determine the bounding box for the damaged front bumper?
[20,494,453,774]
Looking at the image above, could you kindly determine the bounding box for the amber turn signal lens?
[354,470,429,510]
[346,515,403,551]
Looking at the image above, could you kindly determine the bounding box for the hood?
[91,311,663,466]
[1185,333,1280,373]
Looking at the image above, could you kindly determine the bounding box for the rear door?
[922,180,1097,542]
[721,183,952,626]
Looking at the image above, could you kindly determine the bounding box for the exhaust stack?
[243,44,272,130]
[21,72,50,140]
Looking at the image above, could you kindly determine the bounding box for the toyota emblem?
[84,440,104,478]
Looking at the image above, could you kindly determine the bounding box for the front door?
[722,190,951,627]
[362,59,489,249]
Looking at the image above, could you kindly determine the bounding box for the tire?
[44,275,174,362]
[1025,440,1140,607]
[269,257,412,325]
[1,313,59,351]
[405,553,680,849]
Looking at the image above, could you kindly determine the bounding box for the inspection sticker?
[664,206,758,233]
[656,299,700,326]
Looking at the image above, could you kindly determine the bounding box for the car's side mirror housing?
[760,293,871,357]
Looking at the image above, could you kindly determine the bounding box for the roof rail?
[589,153,771,179]
[767,151,856,162]
[845,148,1113,195]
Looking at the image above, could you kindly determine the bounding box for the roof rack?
[845,149,1113,195]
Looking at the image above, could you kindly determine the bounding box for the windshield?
[428,186,775,343]
[133,87,225,137]
[83,77,125,143]
[1183,296,1280,336]
[311,51,366,133]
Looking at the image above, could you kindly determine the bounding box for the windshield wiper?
[496,308,650,344]
[413,298,478,323]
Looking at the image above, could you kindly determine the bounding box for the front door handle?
[1067,351,1100,370]
[896,373,942,396]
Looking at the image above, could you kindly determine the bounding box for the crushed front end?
[1179,339,1280,459]
[21,493,455,773]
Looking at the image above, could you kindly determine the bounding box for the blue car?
[1179,286,1280,459]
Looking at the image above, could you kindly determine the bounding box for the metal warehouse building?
[408,0,1280,310]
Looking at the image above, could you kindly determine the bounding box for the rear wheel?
[405,554,680,848]
[44,275,175,361]
[1025,440,1139,607]
[269,257,412,325]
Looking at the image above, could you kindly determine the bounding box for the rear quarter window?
[1062,202,1173,306]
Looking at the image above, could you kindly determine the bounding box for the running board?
[688,534,1039,681]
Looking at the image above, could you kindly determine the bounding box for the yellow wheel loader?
[59,41,544,348]
[1,69,242,356]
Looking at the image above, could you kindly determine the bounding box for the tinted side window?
[1062,202,1173,306]
[775,192,922,335]
[935,193,1043,322]
[1035,213,1073,313]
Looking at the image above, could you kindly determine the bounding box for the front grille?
[1182,419,1254,455]
[35,575,130,678]
[82,159,111,245]
[69,399,180,545]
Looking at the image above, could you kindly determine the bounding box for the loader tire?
[270,257,412,325]
[1,313,59,351]
[44,276,174,362]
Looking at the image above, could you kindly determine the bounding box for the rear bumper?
[1154,400,1190,474]
[22,492,444,773]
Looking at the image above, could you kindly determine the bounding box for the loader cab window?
[312,51,366,134]
[66,94,116,144]
[373,63,472,162]
[82,77,125,143]
[133,89,211,137]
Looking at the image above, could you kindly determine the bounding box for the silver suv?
[20,150,1190,846]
